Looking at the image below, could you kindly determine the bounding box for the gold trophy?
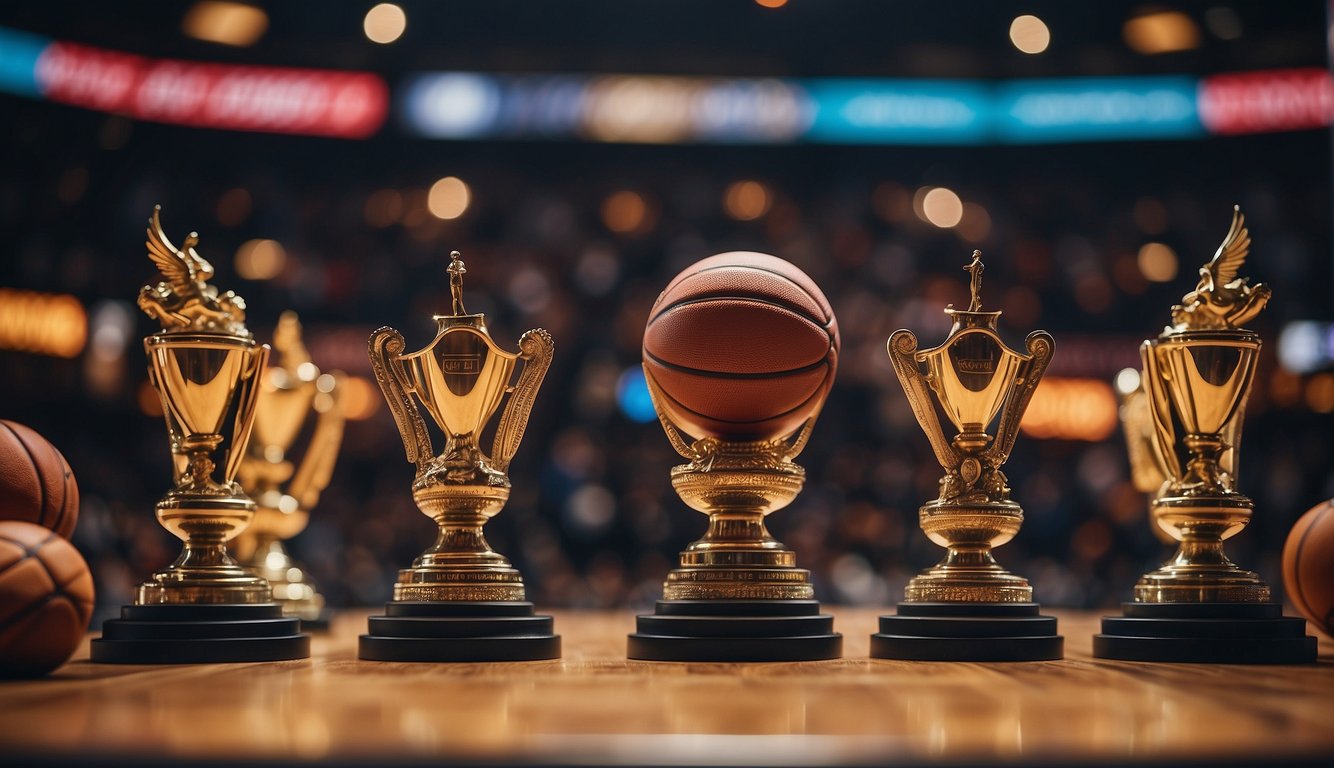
[1095,207,1316,663]
[628,252,842,662]
[234,312,344,629]
[872,251,1063,661]
[92,207,309,664]
[358,251,560,661]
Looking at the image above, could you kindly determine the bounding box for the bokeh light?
[1136,242,1178,282]
[1009,15,1051,54]
[339,376,382,421]
[234,239,288,280]
[616,367,656,423]
[723,180,772,220]
[601,190,651,234]
[427,176,471,220]
[0,290,86,358]
[921,187,964,228]
[182,1,268,47]
[364,3,407,44]
[1021,377,1119,441]
[1124,11,1202,54]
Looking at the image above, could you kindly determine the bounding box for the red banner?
[35,42,387,138]
[1199,67,1334,135]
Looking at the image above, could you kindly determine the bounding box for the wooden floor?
[0,609,1331,766]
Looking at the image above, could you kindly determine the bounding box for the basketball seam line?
[679,263,832,323]
[652,369,831,427]
[0,422,48,529]
[0,536,83,635]
[644,350,834,381]
[0,530,58,580]
[649,292,831,331]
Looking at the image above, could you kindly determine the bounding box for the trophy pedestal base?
[870,602,1063,661]
[1093,602,1317,664]
[628,600,842,662]
[358,601,560,662]
[90,603,310,664]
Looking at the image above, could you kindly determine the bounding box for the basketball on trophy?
[0,520,94,677]
[0,420,79,539]
[642,252,839,441]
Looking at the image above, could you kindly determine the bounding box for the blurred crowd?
[2,94,1332,620]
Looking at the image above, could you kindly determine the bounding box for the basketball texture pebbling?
[1283,499,1334,638]
[0,420,79,539]
[0,520,94,677]
[643,252,839,441]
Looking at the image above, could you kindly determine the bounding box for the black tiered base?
[628,600,842,662]
[358,601,561,662]
[871,602,1064,661]
[90,603,311,664]
[1093,602,1317,664]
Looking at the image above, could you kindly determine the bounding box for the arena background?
[1,1,1331,622]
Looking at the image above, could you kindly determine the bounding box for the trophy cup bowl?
[91,206,309,664]
[1093,205,1315,664]
[399,323,517,446]
[357,251,560,663]
[143,332,268,600]
[922,323,1022,443]
[1156,332,1259,439]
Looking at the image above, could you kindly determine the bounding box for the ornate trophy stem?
[1095,206,1315,663]
[92,207,308,664]
[359,251,560,662]
[873,251,1062,661]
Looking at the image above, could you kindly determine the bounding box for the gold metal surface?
[887,251,1053,603]
[235,312,345,621]
[646,374,819,601]
[135,207,271,605]
[369,251,552,602]
[1126,207,1273,603]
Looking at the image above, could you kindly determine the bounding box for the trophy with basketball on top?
[628,252,842,661]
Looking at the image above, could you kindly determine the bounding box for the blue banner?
[803,79,990,144]
[0,27,50,98]
[996,77,1203,143]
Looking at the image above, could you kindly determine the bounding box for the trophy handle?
[287,372,346,510]
[490,328,554,473]
[1140,340,1183,484]
[988,330,1053,466]
[225,343,270,484]
[784,413,818,462]
[1120,385,1169,493]
[887,330,956,470]
[642,366,700,462]
[370,326,434,474]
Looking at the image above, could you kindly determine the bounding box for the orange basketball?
[0,420,79,539]
[1283,499,1334,638]
[0,521,94,677]
[643,252,839,441]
